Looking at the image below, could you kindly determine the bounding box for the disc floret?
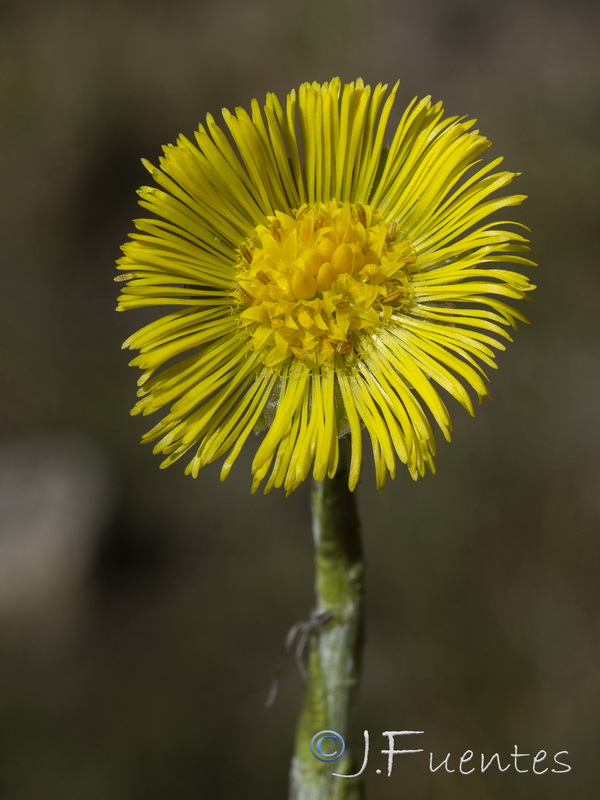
[235,201,415,370]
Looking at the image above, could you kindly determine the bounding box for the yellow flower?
[116,78,535,494]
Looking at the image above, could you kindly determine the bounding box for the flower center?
[235,201,415,369]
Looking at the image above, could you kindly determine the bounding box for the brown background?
[1,0,599,797]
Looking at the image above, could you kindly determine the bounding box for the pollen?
[235,201,415,370]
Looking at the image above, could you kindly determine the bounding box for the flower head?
[116,78,535,493]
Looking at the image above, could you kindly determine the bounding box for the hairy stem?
[289,440,365,800]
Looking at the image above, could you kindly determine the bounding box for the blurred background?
[1,0,599,797]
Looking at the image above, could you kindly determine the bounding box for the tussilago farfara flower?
[116,78,535,494]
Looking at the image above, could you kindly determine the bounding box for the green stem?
[289,440,365,800]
